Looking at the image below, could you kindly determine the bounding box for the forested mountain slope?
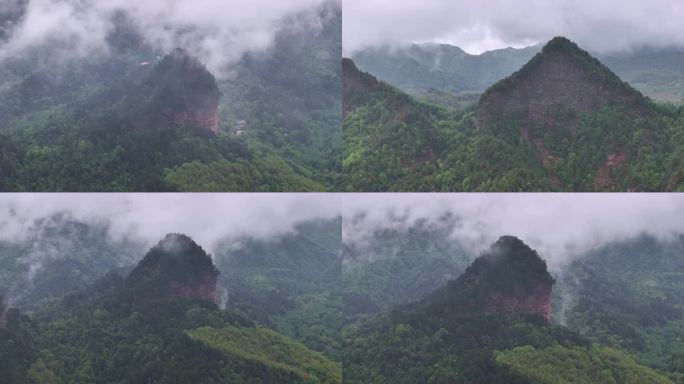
[343,37,684,192]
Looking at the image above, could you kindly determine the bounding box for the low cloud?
[344,0,684,55]
[0,193,341,251]
[1,0,338,75]
[343,193,684,268]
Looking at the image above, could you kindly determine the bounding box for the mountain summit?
[477,36,647,135]
[142,48,221,134]
[125,233,219,303]
[429,236,554,321]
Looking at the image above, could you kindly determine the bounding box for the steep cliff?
[430,236,554,321]
[126,233,218,303]
[477,37,648,136]
[342,58,385,117]
[142,48,221,134]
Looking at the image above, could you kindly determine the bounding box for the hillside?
[342,236,670,383]
[558,235,684,382]
[342,219,473,318]
[343,37,684,192]
[0,233,341,383]
[0,215,145,310]
[215,218,342,358]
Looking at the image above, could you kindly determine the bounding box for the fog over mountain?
[0,194,341,250]
[343,194,684,267]
[343,0,684,55]
[1,0,339,76]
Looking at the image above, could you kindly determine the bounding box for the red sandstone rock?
[167,271,217,303]
[485,282,552,321]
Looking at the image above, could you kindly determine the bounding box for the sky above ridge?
[343,193,684,267]
[343,0,684,55]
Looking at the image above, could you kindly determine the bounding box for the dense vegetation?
[343,38,684,192]
[496,345,673,384]
[215,219,342,359]
[352,43,540,99]
[0,2,341,192]
[559,235,684,383]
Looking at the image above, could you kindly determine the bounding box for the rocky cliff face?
[342,58,384,118]
[477,37,646,136]
[143,48,221,134]
[431,236,554,322]
[167,271,217,302]
[485,282,552,321]
[126,233,218,304]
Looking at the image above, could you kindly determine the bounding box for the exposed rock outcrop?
[126,233,218,303]
[342,58,384,117]
[477,37,647,136]
[485,282,552,321]
[431,236,554,322]
[143,48,221,134]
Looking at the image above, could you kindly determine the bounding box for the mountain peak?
[142,48,221,134]
[475,37,648,183]
[126,234,218,303]
[543,36,579,52]
[430,236,553,321]
[156,233,199,254]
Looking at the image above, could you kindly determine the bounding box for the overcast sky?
[343,0,684,55]
[343,194,684,267]
[1,0,337,75]
[0,194,341,250]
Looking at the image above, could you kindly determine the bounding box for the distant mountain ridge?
[352,40,684,104]
[352,43,541,94]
